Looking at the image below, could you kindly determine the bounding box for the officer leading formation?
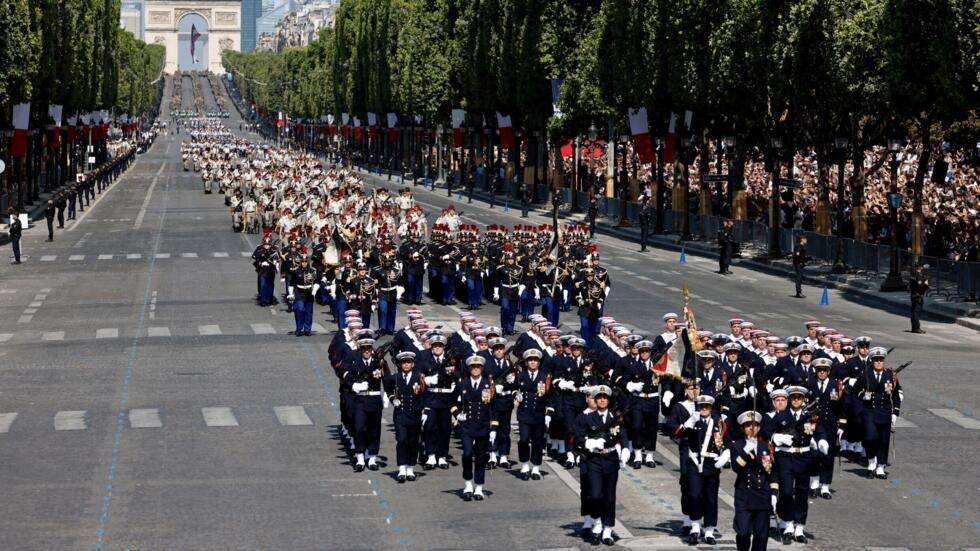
[188,120,910,548]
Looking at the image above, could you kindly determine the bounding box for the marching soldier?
[371,252,402,336]
[461,242,487,310]
[576,385,626,546]
[852,346,902,479]
[574,268,604,347]
[485,337,518,468]
[493,252,523,335]
[729,411,777,551]
[290,253,319,336]
[397,232,426,305]
[332,256,357,328]
[419,334,458,470]
[515,349,554,481]
[807,357,842,498]
[350,261,378,328]
[675,394,730,545]
[251,235,279,306]
[452,355,495,501]
[384,351,425,483]
[537,255,565,327]
[623,340,662,469]
[343,338,391,472]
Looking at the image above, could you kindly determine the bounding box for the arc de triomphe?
[143,0,240,74]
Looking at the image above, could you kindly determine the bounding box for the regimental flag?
[663,112,677,165]
[190,24,202,63]
[496,112,514,149]
[629,107,655,164]
[451,108,464,148]
[10,103,30,158]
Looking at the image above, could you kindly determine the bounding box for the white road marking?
[40,255,57,261]
[0,412,18,433]
[155,253,171,259]
[202,407,239,427]
[147,326,171,337]
[133,163,164,229]
[126,253,142,260]
[928,408,980,429]
[636,275,652,281]
[721,305,741,312]
[312,323,327,333]
[54,410,88,431]
[212,252,229,258]
[98,254,113,260]
[23,308,38,314]
[33,294,47,300]
[96,328,119,339]
[0,333,12,343]
[665,286,682,292]
[180,252,198,258]
[893,417,918,428]
[42,331,64,341]
[651,280,667,286]
[17,315,33,324]
[69,255,85,261]
[250,323,276,335]
[241,251,252,257]
[274,406,314,426]
[129,408,163,428]
[756,312,788,319]
[622,270,637,276]
[198,324,221,336]
[701,299,721,306]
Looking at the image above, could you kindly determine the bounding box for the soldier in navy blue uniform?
[484,337,518,468]
[384,351,425,482]
[552,337,601,468]
[251,236,279,306]
[342,338,391,472]
[806,357,842,498]
[622,340,663,470]
[290,254,318,336]
[418,333,458,470]
[371,252,402,335]
[729,410,777,551]
[674,394,731,545]
[515,349,554,480]
[852,346,902,479]
[696,350,729,407]
[493,253,523,335]
[661,378,701,535]
[452,355,495,501]
[575,385,626,545]
[574,268,605,347]
[764,385,830,544]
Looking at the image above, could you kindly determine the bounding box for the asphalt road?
[0,77,976,551]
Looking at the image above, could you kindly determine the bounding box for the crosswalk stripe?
[720,305,741,312]
[0,412,18,433]
[155,253,171,259]
[40,255,57,261]
[650,280,667,286]
[212,252,229,258]
[180,252,198,258]
[250,323,276,335]
[129,408,163,428]
[240,251,252,257]
[42,331,65,341]
[33,294,47,300]
[147,326,171,337]
[274,406,313,426]
[665,286,682,292]
[126,253,142,260]
[29,301,42,308]
[701,299,721,305]
[17,315,33,324]
[202,407,238,427]
[893,417,918,428]
[198,324,221,336]
[69,255,85,261]
[98,254,113,260]
[96,328,119,339]
[54,410,88,430]
[928,408,980,429]
[24,308,39,314]
[0,333,12,344]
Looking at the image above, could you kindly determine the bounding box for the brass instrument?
[682,284,704,352]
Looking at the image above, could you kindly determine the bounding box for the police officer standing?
[792,236,808,298]
[718,219,734,274]
[8,208,23,264]
[908,261,929,333]
[44,200,56,241]
[453,355,495,501]
[576,385,625,545]
[639,198,653,252]
[384,351,424,482]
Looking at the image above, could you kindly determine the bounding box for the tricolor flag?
[663,112,677,164]
[451,108,464,148]
[628,107,654,164]
[48,104,64,150]
[277,111,284,128]
[10,103,30,158]
[496,112,514,149]
[387,112,398,143]
[550,79,565,118]
[190,24,202,63]
[367,112,378,139]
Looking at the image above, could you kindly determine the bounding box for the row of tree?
[1,0,165,125]
[225,0,980,239]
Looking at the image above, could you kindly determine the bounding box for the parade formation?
[177,115,912,549]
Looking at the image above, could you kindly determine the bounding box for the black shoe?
[644,459,656,468]
[405,473,416,481]
[462,491,472,502]
[520,471,530,481]
[396,474,406,483]
[911,329,926,334]
[809,489,819,498]
[423,463,434,471]
[682,526,691,536]
[499,460,510,469]
[602,535,614,545]
[795,533,806,543]
[821,490,832,499]
[295,331,303,337]
[487,460,497,470]
[563,459,575,469]
[688,532,700,545]
[725,270,733,274]
[704,534,716,545]
[589,532,601,545]
[438,462,449,470]
[353,463,365,472]
[875,470,888,479]
[632,460,642,469]
[368,463,379,471]
[473,492,484,501]
[782,532,794,545]
[530,472,542,480]
[795,294,807,299]
[46,238,53,242]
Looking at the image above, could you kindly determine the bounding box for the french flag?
[10,103,30,158]
[190,24,201,63]
[663,112,677,165]
[451,109,464,148]
[367,112,378,140]
[496,112,514,149]
[387,112,398,143]
[628,107,654,164]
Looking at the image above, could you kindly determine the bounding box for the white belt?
[501,284,519,288]
[380,287,398,291]
[428,388,454,394]
[496,390,514,396]
[635,392,660,398]
[357,391,382,396]
[296,285,312,289]
[776,446,810,454]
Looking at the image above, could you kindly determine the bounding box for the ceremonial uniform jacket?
[807,376,844,427]
[495,264,524,299]
[292,265,318,300]
[417,350,458,409]
[575,409,627,473]
[252,245,278,278]
[453,376,495,437]
[731,437,778,511]
[485,355,519,412]
[852,367,902,423]
[384,369,426,424]
[371,263,401,302]
[676,412,730,475]
[342,356,390,412]
[516,368,554,424]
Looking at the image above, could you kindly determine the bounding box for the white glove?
[493,289,500,301]
[745,439,758,455]
[489,431,496,444]
[772,433,793,446]
[351,381,369,392]
[563,289,569,302]
[817,439,829,455]
[518,284,526,296]
[328,283,336,296]
[891,414,897,425]
[420,413,428,425]
[442,254,450,261]
[460,275,466,283]
[457,413,467,422]
[391,398,401,408]
[424,375,439,385]
[495,384,504,394]
[261,261,270,267]
[382,393,390,409]
[748,386,758,397]
[603,286,611,297]
[683,415,698,429]
[771,495,778,512]
[371,303,377,312]
[544,415,552,428]
[558,380,575,391]
[662,391,674,408]
[714,449,731,469]
[287,293,295,301]
[862,392,872,401]
[846,377,857,387]
[505,373,515,384]
[534,288,540,300]
[837,427,844,441]
[626,381,644,393]
[313,284,321,296]
[396,285,404,299]
[584,438,603,452]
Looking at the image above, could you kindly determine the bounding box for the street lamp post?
[654,136,665,234]
[587,123,598,204]
[617,133,631,227]
[724,136,736,216]
[880,139,907,291]
[768,136,784,258]
[832,137,849,273]
[679,137,692,240]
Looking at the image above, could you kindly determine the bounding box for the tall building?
[255,0,299,50]
[241,0,263,52]
[119,0,144,40]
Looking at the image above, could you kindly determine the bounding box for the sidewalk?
[379,174,980,334]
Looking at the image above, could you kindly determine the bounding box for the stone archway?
[144,0,241,74]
